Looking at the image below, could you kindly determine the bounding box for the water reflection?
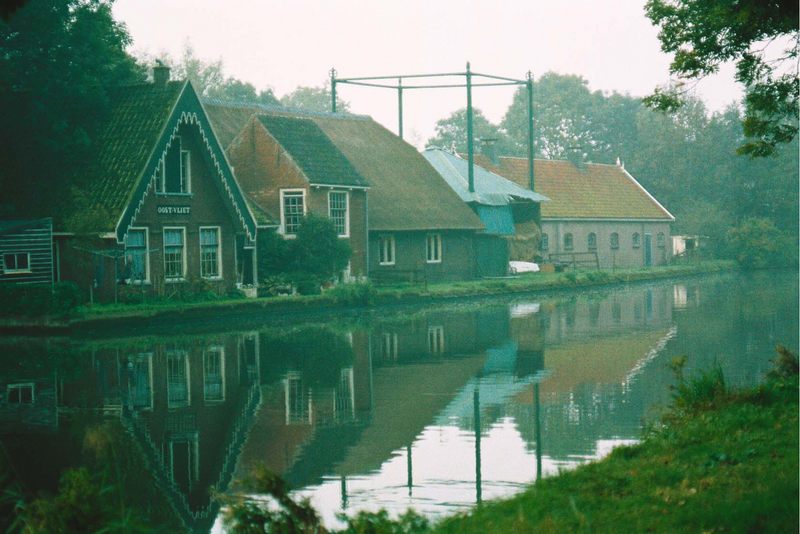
[0,271,796,531]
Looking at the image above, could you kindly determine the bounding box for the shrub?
[326,281,375,305]
[727,217,797,269]
[0,282,83,318]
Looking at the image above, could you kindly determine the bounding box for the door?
[644,233,652,266]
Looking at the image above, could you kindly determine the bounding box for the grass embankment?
[432,351,799,534]
[73,260,735,323]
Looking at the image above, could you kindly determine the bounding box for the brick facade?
[369,230,477,282]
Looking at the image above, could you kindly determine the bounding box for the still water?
[0,271,796,532]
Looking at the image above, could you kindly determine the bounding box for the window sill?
[201,276,223,281]
[3,270,32,274]
[155,192,193,197]
[165,278,186,283]
[125,280,151,285]
[426,260,442,264]
[378,263,395,267]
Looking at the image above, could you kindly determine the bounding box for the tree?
[426,107,515,155]
[644,0,799,156]
[280,85,349,113]
[161,44,279,105]
[0,0,145,218]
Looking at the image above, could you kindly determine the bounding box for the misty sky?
[113,0,742,146]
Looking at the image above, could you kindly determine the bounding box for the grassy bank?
[431,351,799,534]
[2,260,735,331]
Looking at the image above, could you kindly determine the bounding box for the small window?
[381,332,398,360]
[540,233,549,251]
[632,232,641,249]
[125,229,148,282]
[329,191,349,237]
[203,346,225,402]
[3,252,30,273]
[379,235,395,265]
[657,232,666,248]
[7,383,34,404]
[426,233,442,263]
[587,232,597,251]
[610,232,619,250]
[563,233,574,251]
[428,326,445,353]
[281,190,305,235]
[156,136,190,194]
[285,373,310,424]
[166,351,190,408]
[163,228,186,280]
[199,227,221,279]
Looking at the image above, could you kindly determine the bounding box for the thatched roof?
[475,156,674,221]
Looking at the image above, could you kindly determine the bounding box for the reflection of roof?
[422,148,548,206]
[475,156,674,221]
[257,115,368,187]
[334,356,486,475]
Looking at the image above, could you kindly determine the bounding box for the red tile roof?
[474,156,674,221]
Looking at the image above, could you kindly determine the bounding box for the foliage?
[0,0,145,219]
[0,282,83,318]
[726,217,797,269]
[258,214,352,293]
[325,282,376,306]
[281,84,350,113]
[259,327,353,387]
[667,356,727,411]
[426,107,515,155]
[644,0,799,156]
[338,509,430,534]
[156,43,280,105]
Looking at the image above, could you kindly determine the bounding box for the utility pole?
[330,68,337,113]
[466,62,475,193]
[526,70,535,192]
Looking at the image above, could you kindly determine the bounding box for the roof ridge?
[201,97,371,121]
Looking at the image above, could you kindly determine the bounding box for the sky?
[113,0,742,147]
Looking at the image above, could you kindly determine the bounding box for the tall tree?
[426,107,514,155]
[0,0,144,218]
[645,0,799,156]
[280,85,349,113]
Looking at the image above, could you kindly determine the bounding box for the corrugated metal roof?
[422,148,549,206]
[474,205,516,235]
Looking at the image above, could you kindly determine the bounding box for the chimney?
[479,137,500,165]
[153,60,170,87]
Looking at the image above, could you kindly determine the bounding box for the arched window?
[563,233,574,251]
[657,232,666,248]
[632,232,641,248]
[540,233,549,251]
[587,232,597,251]
[610,232,619,250]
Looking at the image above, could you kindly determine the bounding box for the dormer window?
[154,136,191,194]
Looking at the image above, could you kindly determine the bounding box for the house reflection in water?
[0,281,693,530]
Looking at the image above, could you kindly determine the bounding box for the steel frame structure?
[330,63,535,193]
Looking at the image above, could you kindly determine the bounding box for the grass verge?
[431,348,799,534]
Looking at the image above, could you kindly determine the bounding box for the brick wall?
[369,230,477,282]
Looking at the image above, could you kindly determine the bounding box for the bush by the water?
[0,282,82,317]
[727,217,798,269]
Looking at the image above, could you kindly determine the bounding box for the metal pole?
[466,62,475,193]
[534,381,542,480]
[406,443,413,496]
[330,68,337,113]
[526,71,535,192]
[398,77,404,140]
[474,386,482,504]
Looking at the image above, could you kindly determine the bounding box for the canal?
[0,270,796,531]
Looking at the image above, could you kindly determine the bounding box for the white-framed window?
[180,149,191,194]
[163,227,186,281]
[166,350,190,408]
[328,191,349,237]
[381,332,398,360]
[540,233,549,251]
[7,383,34,404]
[334,368,355,420]
[428,326,445,354]
[128,353,153,410]
[203,346,225,402]
[280,189,306,236]
[610,232,620,250]
[155,136,191,194]
[426,233,442,263]
[125,228,149,283]
[2,252,30,273]
[199,227,221,279]
[379,235,395,265]
[285,373,311,424]
[632,232,641,249]
[587,232,597,251]
[564,233,574,251]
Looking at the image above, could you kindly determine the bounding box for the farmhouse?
[422,147,549,276]
[206,105,369,279]
[208,104,486,282]
[0,218,53,286]
[475,156,675,269]
[11,66,260,301]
